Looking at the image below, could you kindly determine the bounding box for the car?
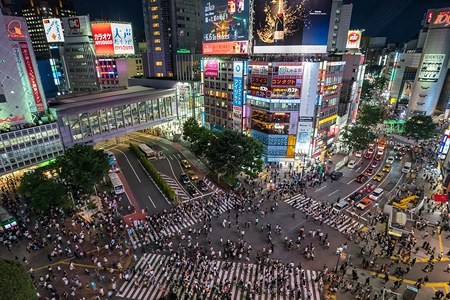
[180,159,191,169]
[371,161,379,168]
[369,188,384,201]
[356,198,372,210]
[330,171,343,180]
[386,156,395,165]
[349,191,364,202]
[383,165,392,172]
[180,174,190,184]
[401,147,408,155]
[395,152,403,160]
[373,171,385,182]
[377,149,384,155]
[355,174,368,183]
[402,162,412,173]
[196,180,208,192]
[364,184,376,193]
[374,154,382,161]
[355,151,363,157]
[367,148,374,155]
[333,200,349,211]
[348,160,357,169]
[393,144,402,151]
[186,183,200,197]
[187,170,199,180]
[364,168,375,176]
[368,142,376,148]
[364,152,373,159]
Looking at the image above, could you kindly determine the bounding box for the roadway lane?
[111,145,173,214]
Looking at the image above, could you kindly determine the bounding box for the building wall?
[327,1,352,53]
[388,52,421,107]
[174,0,202,54]
[339,54,365,122]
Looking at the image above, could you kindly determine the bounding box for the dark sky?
[16,0,450,44]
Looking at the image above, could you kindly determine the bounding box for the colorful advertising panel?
[202,0,250,54]
[418,54,445,83]
[204,60,219,78]
[92,23,114,55]
[6,18,27,40]
[233,61,244,107]
[19,42,45,112]
[110,23,134,54]
[430,9,450,29]
[346,30,361,49]
[254,0,332,54]
[43,18,64,43]
[62,16,92,37]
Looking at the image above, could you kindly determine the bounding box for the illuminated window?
[154,39,161,43]
[152,23,159,28]
[157,73,164,77]
[152,15,158,20]
[155,47,162,51]
[151,6,158,11]
[156,61,163,66]
[154,31,160,36]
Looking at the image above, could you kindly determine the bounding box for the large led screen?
[202,0,250,54]
[253,0,332,54]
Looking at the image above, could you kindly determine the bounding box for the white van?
[402,162,412,173]
[348,160,356,169]
[369,188,384,201]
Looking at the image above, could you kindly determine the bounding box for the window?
[154,31,160,36]
[151,6,158,11]
[157,73,164,77]
[155,47,161,51]
[156,61,163,66]
[152,23,159,28]
[152,15,158,20]
[154,39,161,43]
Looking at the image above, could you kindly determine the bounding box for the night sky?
[16,0,450,43]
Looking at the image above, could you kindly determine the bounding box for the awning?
[434,194,447,203]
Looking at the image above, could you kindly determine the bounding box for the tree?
[19,166,68,211]
[182,117,202,143]
[405,115,436,141]
[190,127,214,158]
[358,104,386,127]
[57,144,109,192]
[206,130,263,179]
[361,79,374,100]
[0,260,37,299]
[341,124,373,151]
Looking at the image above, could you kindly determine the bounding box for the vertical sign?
[19,42,44,112]
[233,61,244,107]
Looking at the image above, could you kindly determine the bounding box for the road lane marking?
[177,153,181,158]
[347,179,354,185]
[385,173,405,197]
[438,233,443,253]
[116,149,141,183]
[169,155,174,160]
[327,190,338,196]
[136,160,172,205]
[160,145,169,151]
[147,195,156,208]
[315,186,327,192]
[355,166,362,172]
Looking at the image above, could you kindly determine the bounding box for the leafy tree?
[190,127,214,158]
[19,167,68,211]
[358,104,386,127]
[57,144,109,192]
[341,124,373,151]
[361,79,374,100]
[0,260,37,299]
[182,117,202,143]
[405,115,436,141]
[206,130,263,179]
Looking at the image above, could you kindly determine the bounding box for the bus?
[0,206,17,230]
[138,144,156,160]
[377,137,386,150]
[108,173,125,195]
[104,150,120,173]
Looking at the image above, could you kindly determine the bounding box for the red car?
[371,161,379,168]
[364,184,376,193]
[374,154,382,161]
[364,152,373,159]
[364,168,375,176]
[355,174,368,183]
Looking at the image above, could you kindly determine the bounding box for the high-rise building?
[0,0,14,15]
[142,0,202,78]
[327,1,353,53]
[339,54,366,123]
[22,0,76,59]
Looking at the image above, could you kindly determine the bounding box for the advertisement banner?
[19,42,44,112]
[204,60,219,78]
[202,0,250,54]
[399,81,413,101]
[346,30,361,49]
[233,61,244,107]
[92,23,114,55]
[418,54,445,82]
[111,23,135,54]
[430,9,450,29]
[6,18,28,41]
[62,16,92,37]
[43,18,64,43]
[271,77,301,87]
[253,0,332,54]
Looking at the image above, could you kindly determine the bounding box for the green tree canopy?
[57,144,109,192]
[0,260,37,299]
[205,130,263,179]
[182,117,202,143]
[358,104,386,127]
[341,124,373,151]
[405,115,436,141]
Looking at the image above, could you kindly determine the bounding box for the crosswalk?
[203,178,223,193]
[286,194,365,234]
[127,197,239,249]
[116,253,323,300]
[158,172,190,202]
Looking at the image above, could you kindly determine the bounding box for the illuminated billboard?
[253,0,332,54]
[43,18,64,43]
[91,22,135,55]
[62,16,92,37]
[346,30,362,49]
[202,0,250,54]
[204,60,219,78]
[418,54,445,83]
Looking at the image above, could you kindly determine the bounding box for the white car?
[386,156,395,165]
[402,162,412,173]
[367,148,374,155]
[377,149,384,155]
[355,151,362,157]
[348,160,356,169]
[369,188,384,201]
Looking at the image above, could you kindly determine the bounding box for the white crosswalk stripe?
[158,172,190,202]
[117,253,323,300]
[203,178,223,193]
[127,197,240,249]
[285,194,365,234]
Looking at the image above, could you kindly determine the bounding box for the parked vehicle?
[348,160,356,169]
[330,171,343,180]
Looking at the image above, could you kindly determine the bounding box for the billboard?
[43,18,64,43]
[92,22,135,55]
[254,0,332,54]
[429,9,450,29]
[204,60,219,78]
[418,54,445,82]
[233,61,244,107]
[346,30,362,49]
[62,16,92,37]
[19,42,45,112]
[202,0,250,54]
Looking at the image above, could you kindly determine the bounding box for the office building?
[339,54,366,123]
[327,1,353,53]
[142,0,202,78]
[0,14,64,175]
[22,0,76,59]
[0,0,14,15]
[97,57,143,89]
